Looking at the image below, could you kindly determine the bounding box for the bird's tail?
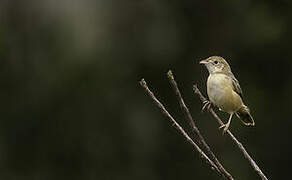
[235,105,255,126]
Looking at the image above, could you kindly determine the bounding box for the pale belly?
[207,74,242,113]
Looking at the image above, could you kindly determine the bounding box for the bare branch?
[167,70,233,180]
[139,79,222,176]
[193,85,268,180]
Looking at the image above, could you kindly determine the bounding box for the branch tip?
[167,70,174,80]
[193,84,199,94]
[139,78,147,88]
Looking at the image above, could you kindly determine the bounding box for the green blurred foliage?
[0,0,291,179]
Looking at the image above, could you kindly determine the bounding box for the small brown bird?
[200,56,255,134]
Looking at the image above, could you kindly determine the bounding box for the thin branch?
[193,85,268,180]
[167,70,233,180]
[139,79,222,176]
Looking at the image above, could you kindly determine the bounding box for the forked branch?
[139,71,268,180]
[139,79,222,177]
[167,70,233,180]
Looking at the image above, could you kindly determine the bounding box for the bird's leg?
[219,113,233,135]
[202,100,212,112]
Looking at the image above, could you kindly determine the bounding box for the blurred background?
[0,0,291,179]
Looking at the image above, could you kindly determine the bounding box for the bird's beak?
[199,59,208,64]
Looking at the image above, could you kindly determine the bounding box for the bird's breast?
[207,73,242,113]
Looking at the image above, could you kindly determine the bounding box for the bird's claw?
[202,100,211,112]
[219,124,229,135]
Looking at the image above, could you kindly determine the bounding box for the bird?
[199,56,255,134]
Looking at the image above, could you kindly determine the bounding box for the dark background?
[1,0,291,179]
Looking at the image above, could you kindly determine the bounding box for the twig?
[193,85,268,180]
[139,79,222,176]
[167,70,234,180]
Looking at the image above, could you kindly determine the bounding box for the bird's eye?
[214,61,218,64]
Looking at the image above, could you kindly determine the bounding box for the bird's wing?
[229,73,243,98]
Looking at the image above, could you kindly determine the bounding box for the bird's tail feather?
[235,105,255,126]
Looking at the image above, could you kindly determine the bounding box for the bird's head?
[199,56,231,74]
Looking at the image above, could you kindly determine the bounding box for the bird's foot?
[219,123,230,135]
[202,100,211,112]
